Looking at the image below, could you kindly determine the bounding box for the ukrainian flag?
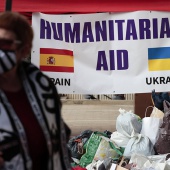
[40,48,74,73]
[148,47,170,71]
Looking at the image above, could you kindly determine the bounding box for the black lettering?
[166,77,170,84]
[65,79,70,86]
[153,77,159,84]
[55,78,61,85]
[146,77,152,85]
[160,77,165,84]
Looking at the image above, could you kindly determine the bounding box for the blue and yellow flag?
[148,47,170,71]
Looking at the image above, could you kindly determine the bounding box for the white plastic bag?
[148,154,170,163]
[130,153,170,170]
[110,131,130,148]
[123,134,155,158]
[116,109,142,138]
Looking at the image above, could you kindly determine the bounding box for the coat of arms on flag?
[47,56,55,65]
[40,48,74,73]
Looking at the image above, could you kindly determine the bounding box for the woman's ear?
[19,44,32,58]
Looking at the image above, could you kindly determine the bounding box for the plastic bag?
[86,158,114,170]
[129,153,170,170]
[79,132,123,168]
[116,109,142,138]
[123,134,155,158]
[110,131,130,148]
[67,130,93,159]
[154,100,170,154]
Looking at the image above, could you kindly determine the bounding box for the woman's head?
[0,11,33,51]
[0,12,34,75]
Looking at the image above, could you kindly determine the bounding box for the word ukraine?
[40,18,170,42]
[146,76,170,85]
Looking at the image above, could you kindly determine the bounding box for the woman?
[0,11,71,170]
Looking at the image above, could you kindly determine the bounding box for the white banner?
[31,11,170,94]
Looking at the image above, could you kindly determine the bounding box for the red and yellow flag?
[40,48,74,72]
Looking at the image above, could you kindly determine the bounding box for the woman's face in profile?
[0,28,18,51]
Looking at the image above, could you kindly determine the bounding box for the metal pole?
[5,0,12,11]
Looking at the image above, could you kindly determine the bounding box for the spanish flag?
[148,47,170,71]
[40,48,74,72]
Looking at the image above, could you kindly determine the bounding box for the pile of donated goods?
[69,90,170,170]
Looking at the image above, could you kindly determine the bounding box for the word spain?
[50,78,71,86]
